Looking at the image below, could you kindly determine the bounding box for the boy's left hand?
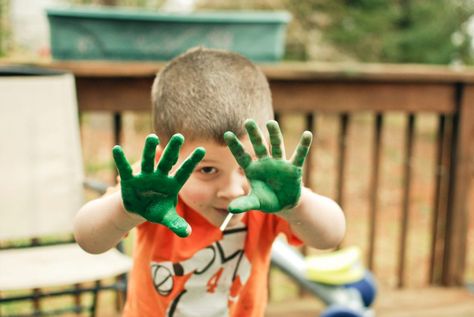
[224,119,312,214]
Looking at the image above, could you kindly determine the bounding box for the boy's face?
[172,137,253,229]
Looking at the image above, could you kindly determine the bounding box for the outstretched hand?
[224,119,312,214]
[112,134,205,237]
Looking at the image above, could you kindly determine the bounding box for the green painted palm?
[224,119,312,214]
[112,134,205,237]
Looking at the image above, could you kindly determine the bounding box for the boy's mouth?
[214,207,228,215]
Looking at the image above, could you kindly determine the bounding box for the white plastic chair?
[0,67,132,316]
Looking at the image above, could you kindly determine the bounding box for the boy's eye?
[199,167,217,175]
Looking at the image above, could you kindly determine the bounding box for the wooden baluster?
[297,112,315,298]
[368,113,383,271]
[303,113,315,189]
[398,113,416,288]
[274,112,280,124]
[429,115,453,285]
[336,113,350,210]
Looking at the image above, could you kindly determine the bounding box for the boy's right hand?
[112,134,205,238]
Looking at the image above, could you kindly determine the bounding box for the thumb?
[149,203,191,238]
[163,210,191,238]
[228,193,260,214]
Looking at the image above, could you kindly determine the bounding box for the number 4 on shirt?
[207,268,224,293]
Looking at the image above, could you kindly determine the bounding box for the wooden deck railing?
[42,61,474,288]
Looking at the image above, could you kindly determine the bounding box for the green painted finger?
[141,134,159,174]
[149,204,191,238]
[228,193,261,214]
[224,131,252,169]
[244,119,269,159]
[157,133,184,174]
[266,120,285,159]
[162,208,192,238]
[112,145,133,181]
[175,147,206,188]
[291,131,313,167]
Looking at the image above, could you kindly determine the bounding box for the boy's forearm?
[278,187,346,249]
[74,190,145,254]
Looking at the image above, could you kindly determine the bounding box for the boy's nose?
[216,172,247,200]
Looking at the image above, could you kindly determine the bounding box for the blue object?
[271,239,376,317]
[46,6,291,62]
[344,270,377,307]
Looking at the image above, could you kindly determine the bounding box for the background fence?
[55,61,474,294]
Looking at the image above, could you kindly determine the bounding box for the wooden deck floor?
[265,287,474,317]
[93,287,473,317]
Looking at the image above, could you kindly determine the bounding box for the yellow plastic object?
[305,246,364,285]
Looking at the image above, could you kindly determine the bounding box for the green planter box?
[46,6,291,62]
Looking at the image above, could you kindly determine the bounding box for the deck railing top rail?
[4,59,474,83]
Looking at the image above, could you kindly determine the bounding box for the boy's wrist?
[122,208,146,227]
[276,186,308,222]
[109,191,146,232]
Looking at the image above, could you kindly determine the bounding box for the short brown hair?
[151,47,273,144]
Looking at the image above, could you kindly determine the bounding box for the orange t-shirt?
[122,198,301,317]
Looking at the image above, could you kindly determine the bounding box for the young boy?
[74,47,345,317]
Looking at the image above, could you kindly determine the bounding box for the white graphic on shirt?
[150,224,250,317]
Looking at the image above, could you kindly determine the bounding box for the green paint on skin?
[224,131,252,168]
[157,134,183,174]
[113,133,205,238]
[244,119,269,159]
[141,134,159,174]
[224,119,313,214]
[292,131,312,167]
[267,121,284,159]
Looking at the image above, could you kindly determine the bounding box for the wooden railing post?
[443,84,474,286]
[429,114,453,285]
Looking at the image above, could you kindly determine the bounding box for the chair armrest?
[83,178,110,195]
